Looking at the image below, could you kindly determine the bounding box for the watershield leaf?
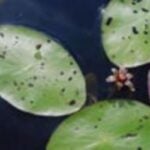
[102,0,150,67]
[47,100,150,150]
[0,25,86,116]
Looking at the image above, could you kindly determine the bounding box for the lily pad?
[47,100,150,150]
[0,25,86,116]
[102,0,150,67]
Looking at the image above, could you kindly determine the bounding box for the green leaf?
[0,25,86,116]
[47,100,150,150]
[101,0,150,67]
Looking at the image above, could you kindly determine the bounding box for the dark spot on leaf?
[112,54,116,58]
[99,104,104,108]
[30,100,34,104]
[139,118,143,122]
[21,97,25,101]
[13,81,18,86]
[15,36,19,39]
[132,26,139,34]
[2,51,6,55]
[133,10,138,14]
[143,115,149,120]
[136,124,143,130]
[14,41,18,45]
[75,127,79,130]
[60,71,64,76]
[121,133,137,138]
[122,36,125,40]
[76,90,79,96]
[61,88,66,93]
[68,77,73,81]
[143,31,148,35]
[33,76,38,80]
[69,100,76,106]
[141,8,149,13]
[98,118,102,121]
[94,125,98,129]
[70,62,74,65]
[144,24,148,29]
[0,51,6,59]
[106,17,113,26]
[128,36,131,39]
[41,62,45,66]
[137,147,142,150]
[0,54,5,59]
[0,32,4,37]
[130,49,135,53]
[36,44,42,50]
[135,0,142,3]
[34,52,42,60]
[132,2,136,5]
[47,39,51,43]
[28,83,34,87]
[73,70,77,75]
[120,0,125,3]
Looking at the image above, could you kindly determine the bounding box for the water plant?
[0,0,149,149]
[47,100,150,150]
[106,67,135,92]
[0,25,86,116]
[46,0,150,147]
[101,0,150,68]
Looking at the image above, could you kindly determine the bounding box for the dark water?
[0,0,149,149]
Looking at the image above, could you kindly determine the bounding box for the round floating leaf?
[0,25,86,116]
[47,100,150,150]
[102,0,150,67]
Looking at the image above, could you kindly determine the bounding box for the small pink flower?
[106,67,135,92]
